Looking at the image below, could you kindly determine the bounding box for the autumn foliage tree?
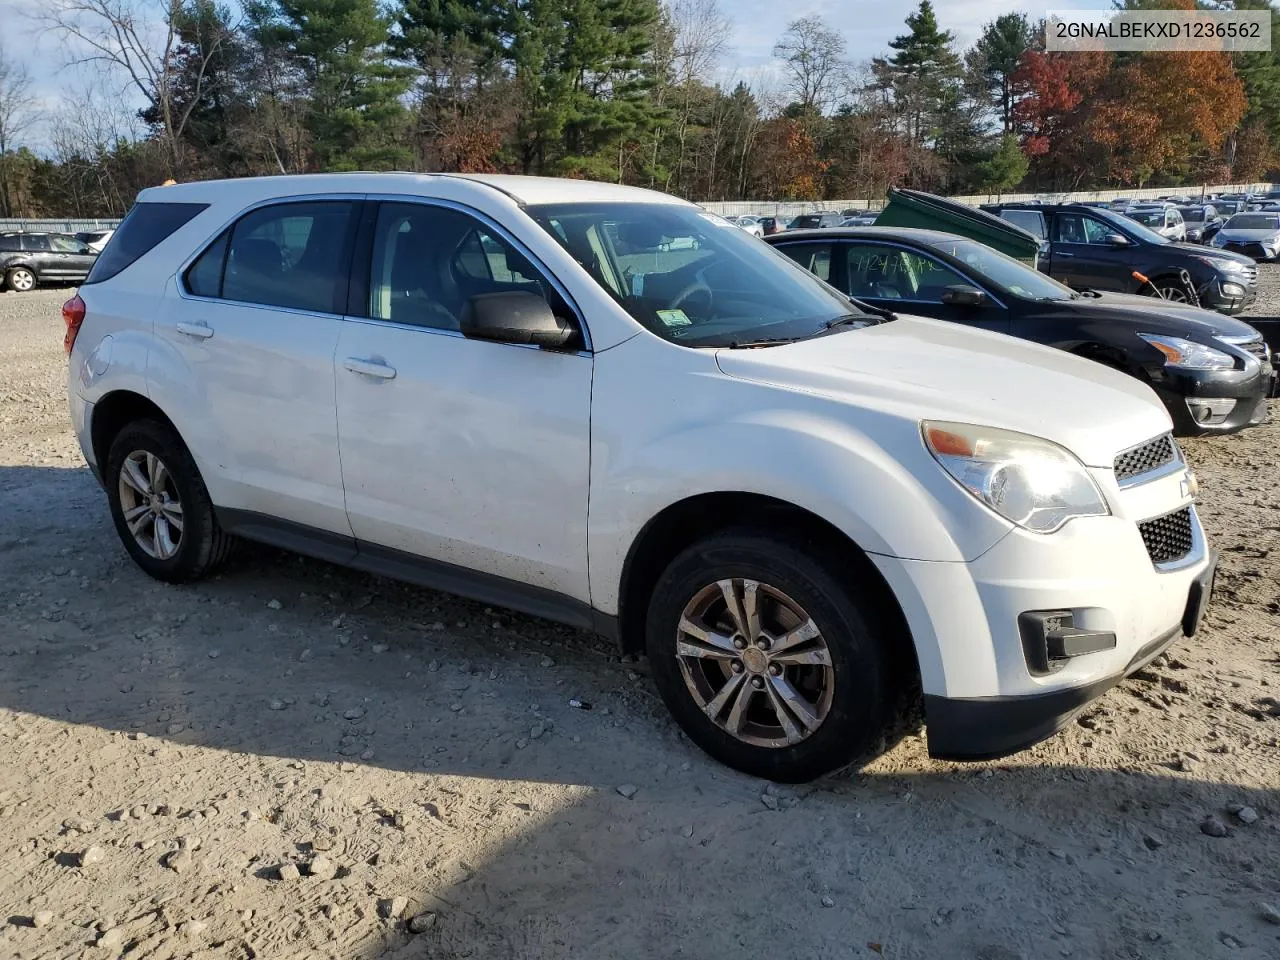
[1088,52,1246,185]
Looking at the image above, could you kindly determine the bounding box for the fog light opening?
[1186,398,1237,425]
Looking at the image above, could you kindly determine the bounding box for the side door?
[840,241,1010,334]
[335,200,593,604]
[1049,213,1129,291]
[154,198,359,537]
[19,234,56,278]
[49,235,99,281]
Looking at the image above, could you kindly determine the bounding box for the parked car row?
[0,231,100,292]
[65,172,1232,782]
[980,200,1260,314]
[726,210,885,237]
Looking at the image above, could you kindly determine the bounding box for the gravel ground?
[1,278,1278,960]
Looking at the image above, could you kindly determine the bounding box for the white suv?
[65,174,1217,781]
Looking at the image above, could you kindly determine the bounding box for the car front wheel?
[646,529,904,782]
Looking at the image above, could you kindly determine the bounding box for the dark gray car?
[0,232,99,292]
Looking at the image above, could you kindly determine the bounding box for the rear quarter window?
[1000,210,1046,239]
[84,201,209,284]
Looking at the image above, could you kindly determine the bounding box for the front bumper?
[925,552,1217,760]
[870,461,1213,760]
[1148,362,1272,435]
[1198,274,1258,315]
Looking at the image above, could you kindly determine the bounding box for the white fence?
[699,183,1277,219]
[0,218,122,234]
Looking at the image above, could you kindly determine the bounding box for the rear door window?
[85,202,208,283]
[22,235,50,252]
[221,202,356,314]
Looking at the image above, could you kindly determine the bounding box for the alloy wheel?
[675,578,835,748]
[8,269,34,292]
[1156,285,1189,302]
[117,450,184,560]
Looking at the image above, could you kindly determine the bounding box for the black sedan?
[768,227,1273,436]
[0,232,99,292]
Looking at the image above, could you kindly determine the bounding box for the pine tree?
[976,134,1028,194]
[969,13,1035,134]
[872,0,962,146]
[273,0,412,170]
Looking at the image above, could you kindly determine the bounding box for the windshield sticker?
[656,308,692,327]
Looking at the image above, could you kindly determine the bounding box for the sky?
[0,0,1101,152]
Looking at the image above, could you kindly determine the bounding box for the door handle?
[344,357,397,380]
[175,321,214,339]
[1055,252,1075,258]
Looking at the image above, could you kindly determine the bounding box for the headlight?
[1138,333,1235,370]
[922,421,1110,533]
[1210,234,1228,247]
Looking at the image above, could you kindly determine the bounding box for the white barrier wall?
[700,183,1277,218]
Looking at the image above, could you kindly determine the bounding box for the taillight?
[62,295,86,355]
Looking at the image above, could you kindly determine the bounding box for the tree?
[510,0,665,179]
[41,0,233,175]
[976,134,1028,194]
[772,16,846,114]
[969,13,1034,134]
[272,0,412,170]
[1089,52,1246,185]
[0,44,37,216]
[872,0,961,145]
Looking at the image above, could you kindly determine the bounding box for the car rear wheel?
[646,529,903,782]
[105,419,236,583]
[5,267,35,292]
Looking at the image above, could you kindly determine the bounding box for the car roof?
[136,172,693,208]
[768,226,985,248]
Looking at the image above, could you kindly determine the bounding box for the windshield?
[933,238,1078,302]
[526,202,868,347]
[1225,214,1280,231]
[1092,207,1168,244]
[1177,207,1204,222]
[1129,210,1165,227]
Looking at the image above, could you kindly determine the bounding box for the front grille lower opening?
[1137,507,1194,565]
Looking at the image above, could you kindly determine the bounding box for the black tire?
[646,529,903,782]
[5,266,36,293]
[104,419,236,583]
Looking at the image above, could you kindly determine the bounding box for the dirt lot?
[1,280,1278,960]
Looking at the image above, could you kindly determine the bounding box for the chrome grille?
[1137,507,1194,565]
[1241,338,1269,362]
[1242,263,1259,285]
[1113,434,1177,483]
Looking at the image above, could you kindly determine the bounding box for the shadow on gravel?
[3,465,1279,959]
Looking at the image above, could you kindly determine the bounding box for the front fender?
[586,336,1012,615]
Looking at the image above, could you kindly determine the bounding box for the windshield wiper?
[823,313,874,331]
[725,337,798,349]
[847,297,897,321]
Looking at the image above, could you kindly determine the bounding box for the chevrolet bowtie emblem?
[1180,472,1199,501]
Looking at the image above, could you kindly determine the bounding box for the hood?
[1070,292,1262,339]
[1165,241,1253,264]
[714,315,1170,468]
[1216,227,1280,243]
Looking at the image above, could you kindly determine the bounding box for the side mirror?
[941,284,988,307]
[460,291,578,349]
[1104,233,1131,247]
